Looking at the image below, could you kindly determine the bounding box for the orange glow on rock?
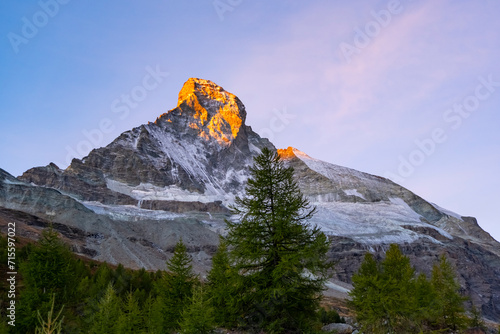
[175,78,244,145]
[277,147,296,160]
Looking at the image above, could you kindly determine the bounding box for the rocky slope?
[1,78,499,321]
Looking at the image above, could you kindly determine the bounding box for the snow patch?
[310,200,449,244]
[325,281,351,293]
[106,179,234,204]
[2,178,26,185]
[431,203,463,220]
[344,189,366,200]
[248,142,262,154]
[83,201,183,221]
[388,197,422,221]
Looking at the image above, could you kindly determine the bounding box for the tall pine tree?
[349,253,385,333]
[179,285,216,334]
[17,227,79,333]
[206,237,239,327]
[379,244,418,333]
[155,239,197,331]
[430,254,467,331]
[116,291,144,333]
[226,147,332,333]
[89,283,121,334]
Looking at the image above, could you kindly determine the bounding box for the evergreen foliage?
[317,307,345,324]
[16,227,80,333]
[35,294,64,334]
[142,294,164,334]
[206,237,239,327]
[413,272,436,327]
[349,253,385,333]
[430,254,468,331]
[179,285,216,334]
[116,291,144,333]
[88,283,120,334]
[468,304,486,331]
[350,245,470,333]
[378,244,417,332]
[155,239,197,331]
[225,147,332,333]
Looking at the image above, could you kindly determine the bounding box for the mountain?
[1,78,499,321]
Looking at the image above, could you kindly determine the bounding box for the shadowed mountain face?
[1,78,499,321]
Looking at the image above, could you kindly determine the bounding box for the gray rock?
[322,323,354,333]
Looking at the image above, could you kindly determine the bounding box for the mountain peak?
[157,78,246,145]
[278,147,297,160]
[278,147,313,160]
[177,78,229,107]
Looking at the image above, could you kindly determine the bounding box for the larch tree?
[156,239,197,331]
[88,283,121,334]
[206,237,239,327]
[350,245,419,334]
[225,147,332,333]
[179,285,216,334]
[430,254,468,331]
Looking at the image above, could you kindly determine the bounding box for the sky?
[1,0,499,241]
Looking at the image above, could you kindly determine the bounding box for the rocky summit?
[1,78,499,322]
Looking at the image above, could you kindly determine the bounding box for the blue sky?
[1,0,499,241]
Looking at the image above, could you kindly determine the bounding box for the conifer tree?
[35,294,64,334]
[17,227,78,332]
[430,254,467,331]
[225,147,332,333]
[116,291,144,333]
[78,263,115,332]
[414,272,436,330]
[379,244,418,332]
[350,245,419,333]
[89,283,121,334]
[349,253,384,333]
[179,285,216,334]
[156,239,197,331]
[206,237,238,327]
[143,294,165,334]
[468,304,485,331]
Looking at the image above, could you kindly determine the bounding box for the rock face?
[1,78,499,322]
[21,78,273,206]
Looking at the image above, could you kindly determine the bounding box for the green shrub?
[317,307,345,324]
